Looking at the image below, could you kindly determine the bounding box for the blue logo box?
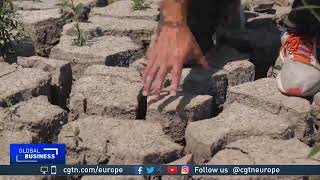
[10,144,66,164]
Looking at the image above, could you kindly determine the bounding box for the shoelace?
[282,33,314,64]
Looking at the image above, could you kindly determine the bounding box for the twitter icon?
[147,167,155,174]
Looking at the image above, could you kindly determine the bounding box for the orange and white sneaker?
[276,29,320,97]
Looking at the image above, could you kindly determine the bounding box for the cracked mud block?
[312,92,320,118]
[227,78,311,138]
[17,56,72,109]
[0,68,51,107]
[311,93,320,143]
[223,60,255,86]
[84,65,141,82]
[75,0,108,7]
[166,67,228,105]
[206,46,255,86]
[91,0,160,20]
[0,130,34,164]
[13,0,60,10]
[69,74,142,120]
[18,9,65,56]
[58,116,183,164]
[206,46,250,69]
[129,58,146,77]
[0,96,68,143]
[0,62,17,77]
[147,92,213,143]
[193,137,318,180]
[50,35,141,79]
[63,16,157,40]
[82,176,144,180]
[185,103,299,164]
[211,137,318,164]
[14,0,107,11]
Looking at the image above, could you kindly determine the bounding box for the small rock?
[254,3,276,14]
[17,56,72,109]
[58,116,183,164]
[0,68,51,107]
[185,103,298,163]
[147,92,213,143]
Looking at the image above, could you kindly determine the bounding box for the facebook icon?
[135,166,144,175]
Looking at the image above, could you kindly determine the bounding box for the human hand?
[143,22,209,99]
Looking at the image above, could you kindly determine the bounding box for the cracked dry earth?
[1,0,320,180]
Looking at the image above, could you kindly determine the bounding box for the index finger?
[170,62,183,96]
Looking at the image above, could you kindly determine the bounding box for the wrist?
[162,0,188,24]
[163,21,187,28]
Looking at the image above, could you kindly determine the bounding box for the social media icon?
[181,166,190,175]
[135,166,143,175]
[147,166,155,174]
[157,165,164,174]
[167,166,178,174]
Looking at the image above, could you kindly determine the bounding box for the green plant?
[132,0,150,11]
[309,144,320,159]
[0,0,25,60]
[73,22,86,46]
[57,0,87,46]
[65,126,83,148]
[293,0,320,22]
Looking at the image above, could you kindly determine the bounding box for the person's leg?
[284,0,320,36]
[187,0,218,53]
[277,0,320,97]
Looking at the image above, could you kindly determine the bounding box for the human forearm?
[161,0,189,24]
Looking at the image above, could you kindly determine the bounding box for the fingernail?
[170,91,176,96]
[143,91,148,96]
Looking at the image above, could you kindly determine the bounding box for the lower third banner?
[0,165,320,176]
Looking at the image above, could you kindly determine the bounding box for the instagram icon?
[181,166,190,175]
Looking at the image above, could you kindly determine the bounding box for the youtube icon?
[167,166,178,174]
